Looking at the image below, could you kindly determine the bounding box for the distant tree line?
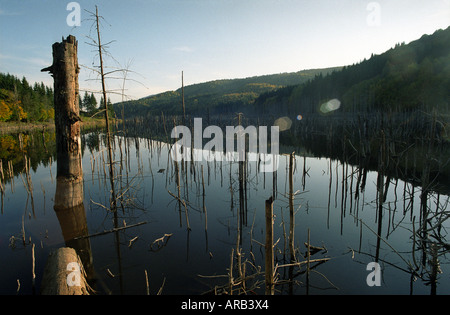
[80,91,115,118]
[113,67,341,119]
[116,27,449,123]
[0,72,115,123]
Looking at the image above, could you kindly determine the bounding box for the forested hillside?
[114,67,341,118]
[0,73,54,122]
[0,72,112,124]
[116,27,449,123]
[254,26,450,116]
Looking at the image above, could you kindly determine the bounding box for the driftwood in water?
[40,247,90,295]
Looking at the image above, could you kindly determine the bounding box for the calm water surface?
[0,130,449,295]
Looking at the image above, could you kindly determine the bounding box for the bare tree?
[82,6,147,212]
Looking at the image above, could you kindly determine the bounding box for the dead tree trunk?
[289,152,295,262]
[181,71,186,126]
[42,35,82,181]
[265,196,274,295]
[94,6,117,211]
[41,35,93,294]
[42,35,84,218]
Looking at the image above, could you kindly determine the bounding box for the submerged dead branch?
[149,233,173,252]
[73,221,147,240]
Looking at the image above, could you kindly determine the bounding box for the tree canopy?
[0,73,54,122]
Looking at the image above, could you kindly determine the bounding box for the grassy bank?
[0,116,113,134]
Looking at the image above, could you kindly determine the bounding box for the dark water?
[0,130,449,295]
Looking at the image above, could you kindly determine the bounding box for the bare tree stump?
[42,35,82,181]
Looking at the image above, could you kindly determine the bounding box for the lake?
[0,128,449,295]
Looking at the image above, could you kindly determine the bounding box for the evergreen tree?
[82,91,90,112]
[107,97,114,118]
[89,93,97,114]
[82,92,98,115]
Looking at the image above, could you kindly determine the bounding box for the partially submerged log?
[40,247,90,295]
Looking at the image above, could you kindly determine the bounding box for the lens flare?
[320,99,341,114]
[274,116,292,131]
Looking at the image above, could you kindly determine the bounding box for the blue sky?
[0,0,449,103]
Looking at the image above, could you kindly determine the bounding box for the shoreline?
[0,119,109,134]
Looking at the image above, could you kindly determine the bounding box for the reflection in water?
[0,127,449,295]
[53,177,94,284]
[51,110,95,289]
